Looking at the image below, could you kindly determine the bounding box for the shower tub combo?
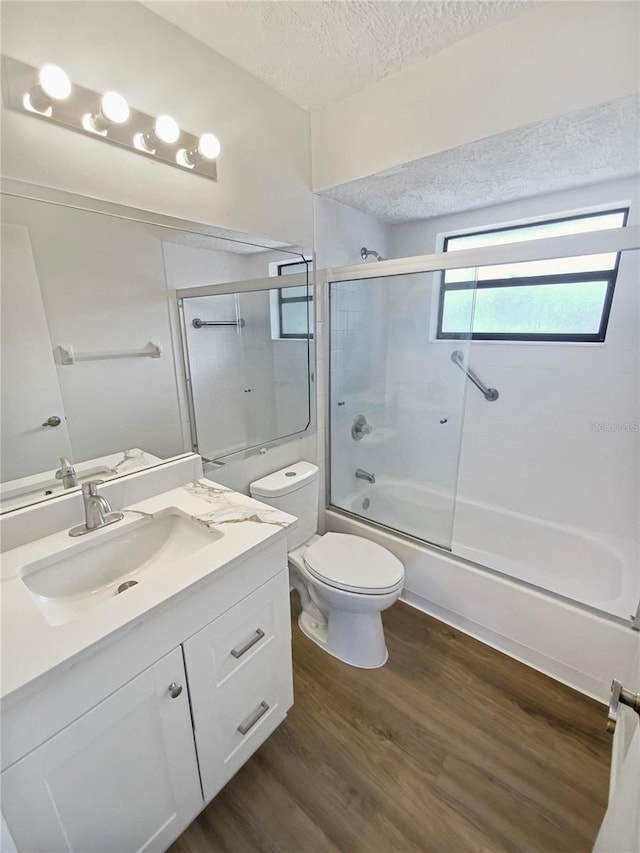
[322,227,640,698]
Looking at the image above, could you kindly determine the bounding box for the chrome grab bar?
[192,318,245,329]
[607,678,640,733]
[451,350,499,402]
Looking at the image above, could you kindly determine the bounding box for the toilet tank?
[250,461,319,550]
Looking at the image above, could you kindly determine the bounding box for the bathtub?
[336,476,638,621]
[326,484,639,701]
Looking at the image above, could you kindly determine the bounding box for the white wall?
[1,1,313,249]
[312,2,640,191]
[314,195,391,268]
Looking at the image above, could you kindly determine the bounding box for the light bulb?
[197,133,220,159]
[154,115,180,144]
[135,114,180,153]
[101,91,129,124]
[82,91,130,134]
[176,132,221,168]
[23,63,71,115]
[39,64,71,100]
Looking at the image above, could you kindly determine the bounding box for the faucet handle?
[82,480,104,496]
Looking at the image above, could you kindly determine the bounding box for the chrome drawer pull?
[237,701,269,735]
[230,628,265,659]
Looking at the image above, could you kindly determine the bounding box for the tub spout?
[355,468,375,484]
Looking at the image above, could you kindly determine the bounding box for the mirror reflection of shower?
[360,246,386,262]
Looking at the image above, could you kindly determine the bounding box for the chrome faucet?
[55,457,78,489]
[355,468,375,484]
[69,481,124,537]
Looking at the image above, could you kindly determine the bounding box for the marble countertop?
[0,479,296,699]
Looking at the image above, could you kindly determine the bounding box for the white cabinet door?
[184,571,293,803]
[1,647,203,853]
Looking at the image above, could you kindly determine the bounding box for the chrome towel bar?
[192,318,245,329]
[451,350,499,402]
[56,341,161,365]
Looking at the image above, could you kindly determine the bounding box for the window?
[438,209,628,342]
[277,259,313,339]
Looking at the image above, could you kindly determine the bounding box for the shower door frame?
[319,225,640,623]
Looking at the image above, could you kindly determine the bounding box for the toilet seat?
[303,532,404,595]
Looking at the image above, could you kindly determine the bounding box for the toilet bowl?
[250,462,405,669]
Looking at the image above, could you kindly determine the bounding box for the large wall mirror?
[0,183,313,513]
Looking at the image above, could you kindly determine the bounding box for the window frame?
[277,259,313,340]
[437,207,629,343]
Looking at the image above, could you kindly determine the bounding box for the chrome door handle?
[237,700,269,735]
[230,628,265,659]
[168,682,183,699]
[42,415,62,427]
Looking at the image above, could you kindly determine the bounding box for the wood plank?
[170,598,610,852]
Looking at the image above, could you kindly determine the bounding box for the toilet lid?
[303,533,404,594]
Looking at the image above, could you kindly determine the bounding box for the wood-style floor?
[170,597,611,853]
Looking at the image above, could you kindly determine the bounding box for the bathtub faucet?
[355,468,375,484]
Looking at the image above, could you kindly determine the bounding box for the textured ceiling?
[142,0,533,111]
[319,96,640,222]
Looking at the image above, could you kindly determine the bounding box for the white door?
[1,223,72,481]
[1,647,203,853]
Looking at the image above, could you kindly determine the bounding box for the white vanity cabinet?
[1,647,202,853]
[184,571,293,801]
[1,535,294,853]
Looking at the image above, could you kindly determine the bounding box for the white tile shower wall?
[330,281,390,506]
[390,177,640,551]
[2,197,188,464]
[315,195,394,513]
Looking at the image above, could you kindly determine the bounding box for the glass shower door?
[329,268,476,550]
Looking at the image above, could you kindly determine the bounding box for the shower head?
[360,246,386,262]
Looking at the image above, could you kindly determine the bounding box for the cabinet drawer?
[215,635,292,764]
[189,636,293,802]
[191,571,291,688]
[183,571,293,802]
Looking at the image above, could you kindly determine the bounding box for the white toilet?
[250,461,405,669]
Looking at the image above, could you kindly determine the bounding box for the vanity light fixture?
[134,114,180,153]
[82,91,130,135]
[3,55,219,181]
[23,63,71,115]
[176,132,221,168]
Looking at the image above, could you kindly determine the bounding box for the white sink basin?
[21,513,222,626]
